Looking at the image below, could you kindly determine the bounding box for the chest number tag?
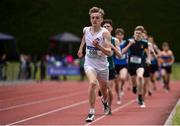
[87,49,98,58]
[130,56,142,64]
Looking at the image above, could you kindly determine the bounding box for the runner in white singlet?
[77,7,112,122]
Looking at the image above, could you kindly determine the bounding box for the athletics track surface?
[0,80,179,125]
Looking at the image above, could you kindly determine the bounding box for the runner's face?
[115,33,124,41]
[134,30,142,40]
[163,45,169,51]
[90,12,103,27]
[103,23,112,33]
[142,33,148,40]
[148,37,154,43]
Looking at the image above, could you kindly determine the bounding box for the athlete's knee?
[137,74,144,81]
[89,83,97,93]
[120,69,128,81]
[136,68,144,79]
[89,79,98,87]
[161,69,166,76]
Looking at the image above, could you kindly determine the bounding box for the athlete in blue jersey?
[159,42,174,91]
[114,28,128,104]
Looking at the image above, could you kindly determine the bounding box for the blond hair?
[135,25,145,32]
[115,28,125,35]
[89,6,104,17]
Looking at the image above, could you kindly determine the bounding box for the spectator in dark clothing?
[32,55,39,80]
[19,54,27,80]
[40,56,46,81]
[26,55,32,79]
[0,54,7,80]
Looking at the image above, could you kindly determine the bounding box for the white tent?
[49,32,80,42]
[49,32,81,54]
[0,33,15,41]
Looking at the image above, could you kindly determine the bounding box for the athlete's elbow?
[117,54,122,59]
[106,50,113,56]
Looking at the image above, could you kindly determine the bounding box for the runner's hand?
[92,40,99,47]
[77,50,83,58]
[129,39,135,45]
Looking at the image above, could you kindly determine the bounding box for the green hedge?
[3,62,180,81]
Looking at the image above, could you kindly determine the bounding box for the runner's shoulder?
[168,50,174,55]
[83,26,91,34]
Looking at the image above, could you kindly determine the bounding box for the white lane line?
[0,91,86,111]
[6,99,89,126]
[84,99,136,126]
[0,86,85,102]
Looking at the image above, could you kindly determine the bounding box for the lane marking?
[0,86,86,102]
[84,99,136,126]
[6,98,135,126]
[0,91,86,111]
[6,99,89,126]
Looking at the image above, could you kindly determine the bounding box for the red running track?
[0,80,179,125]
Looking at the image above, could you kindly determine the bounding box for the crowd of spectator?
[0,53,85,82]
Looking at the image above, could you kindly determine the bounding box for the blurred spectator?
[0,53,7,80]
[32,55,39,80]
[18,54,29,80]
[18,54,25,79]
[47,54,59,81]
[66,54,74,65]
[26,55,32,79]
[40,55,46,81]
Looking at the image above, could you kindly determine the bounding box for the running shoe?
[101,98,111,115]
[139,102,146,108]
[86,113,95,122]
[138,95,146,108]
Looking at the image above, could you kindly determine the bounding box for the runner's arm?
[169,50,175,65]
[112,38,122,58]
[145,48,151,65]
[93,31,112,56]
[77,35,85,58]
[122,39,134,54]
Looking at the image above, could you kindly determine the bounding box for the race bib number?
[130,56,142,64]
[87,49,98,58]
[162,62,171,67]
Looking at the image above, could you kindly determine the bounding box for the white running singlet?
[83,26,109,71]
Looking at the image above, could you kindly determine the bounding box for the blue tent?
[0,33,18,59]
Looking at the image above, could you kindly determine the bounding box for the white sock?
[89,108,95,114]
[102,97,108,103]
